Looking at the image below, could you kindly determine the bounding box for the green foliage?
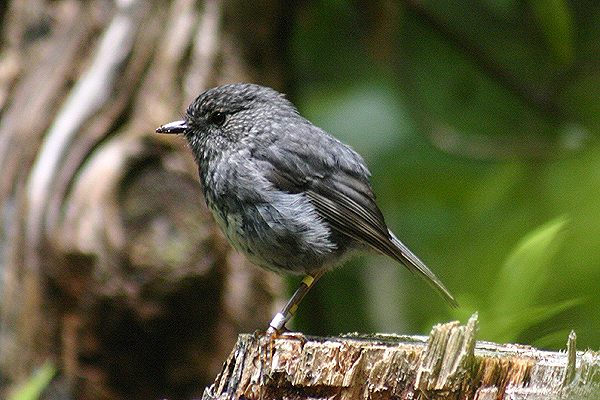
[530,0,575,63]
[454,217,583,344]
[8,361,56,400]
[290,0,600,349]
[492,216,567,318]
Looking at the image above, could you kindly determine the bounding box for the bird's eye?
[208,111,227,126]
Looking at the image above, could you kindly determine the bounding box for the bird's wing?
[256,141,457,306]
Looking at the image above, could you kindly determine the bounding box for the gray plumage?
[157,83,457,307]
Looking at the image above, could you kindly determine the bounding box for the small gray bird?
[157,83,457,332]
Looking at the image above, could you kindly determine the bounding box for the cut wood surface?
[203,314,600,400]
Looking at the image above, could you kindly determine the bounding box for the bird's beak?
[156,120,188,134]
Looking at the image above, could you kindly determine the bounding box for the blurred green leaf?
[493,216,567,310]
[530,0,575,63]
[8,361,56,400]
[532,327,578,349]
[477,216,578,343]
[517,298,584,328]
[483,0,520,18]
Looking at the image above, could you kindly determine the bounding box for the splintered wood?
[203,314,600,400]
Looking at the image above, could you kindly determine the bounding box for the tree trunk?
[0,0,295,398]
[203,314,600,400]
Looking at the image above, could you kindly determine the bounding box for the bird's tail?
[388,231,458,308]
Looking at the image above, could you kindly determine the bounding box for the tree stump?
[203,314,600,400]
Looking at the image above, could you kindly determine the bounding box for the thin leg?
[268,271,324,333]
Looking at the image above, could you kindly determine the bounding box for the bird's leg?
[267,271,324,334]
[260,272,324,383]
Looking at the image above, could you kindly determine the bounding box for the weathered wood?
[203,314,600,400]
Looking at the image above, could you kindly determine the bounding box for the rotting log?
[203,314,600,400]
